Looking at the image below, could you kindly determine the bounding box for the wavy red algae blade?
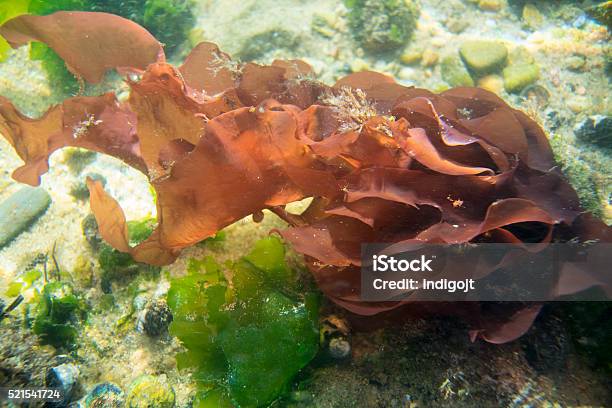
[0,94,144,186]
[0,11,163,83]
[152,106,338,250]
[179,41,236,95]
[86,178,176,265]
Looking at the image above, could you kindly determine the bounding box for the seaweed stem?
[269,206,306,227]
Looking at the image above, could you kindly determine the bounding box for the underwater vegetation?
[0,0,195,95]
[31,281,88,348]
[168,236,318,407]
[344,0,420,53]
[0,9,610,401]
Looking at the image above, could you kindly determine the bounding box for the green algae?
[345,0,419,53]
[32,281,87,348]
[167,236,319,408]
[5,269,42,297]
[98,217,159,289]
[126,375,176,408]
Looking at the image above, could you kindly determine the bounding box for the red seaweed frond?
[0,11,609,343]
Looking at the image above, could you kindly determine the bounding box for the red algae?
[0,11,609,343]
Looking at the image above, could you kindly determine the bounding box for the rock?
[477,74,504,94]
[238,29,298,61]
[508,46,535,66]
[446,17,469,34]
[421,49,439,67]
[441,55,474,87]
[459,40,508,75]
[312,12,337,38]
[81,214,102,251]
[45,363,80,407]
[567,96,591,113]
[350,58,371,73]
[62,148,97,174]
[126,375,175,408]
[346,0,420,52]
[70,173,106,201]
[503,63,539,93]
[400,50,423,65]
[522,3,543,29]
[566,55,586,71]
[320,315,351,360]
[0,186,51,248]
[587,1,612,30]
[84,383,124,408]
[520,85,550,109]
[137,298,173,337]
[574,115,612,149]
[478,0,504,12]
[329,337,351,359]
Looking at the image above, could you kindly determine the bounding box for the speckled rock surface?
[0,186,51,248]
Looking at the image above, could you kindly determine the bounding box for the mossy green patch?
[125,375,175,408]
[345,0,420,53]
[168,236,319,408]
[32,281,87,348]
[98,217,160,288]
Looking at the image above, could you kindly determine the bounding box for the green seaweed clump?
[32,281,87,348]
[98,217,159,290]
[167,236,319,408]
[344,0,420,53]
[5,269,41,298]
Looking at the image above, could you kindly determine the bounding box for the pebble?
[503,63,540,93]
[522,3,544,29]
[459,40,508,74]
[46,363,80,407]
[126,374,175,408]
[0,186,51,248]
[478,0,504,12]
[350,58,370,73]
[137,298,173,337]
[81,214,102,251]
[329,337,351,359]
[400,50,423,65]
[478,74,504,95]
[421,49,439,67]
[567,96,591,113]
[398,67,416,81]
[520,85,550,109]
[574,115,611,149]
[566,55,586,71]
[441,55,475,87]
[84,383,125,408]
[446,17,469,34]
